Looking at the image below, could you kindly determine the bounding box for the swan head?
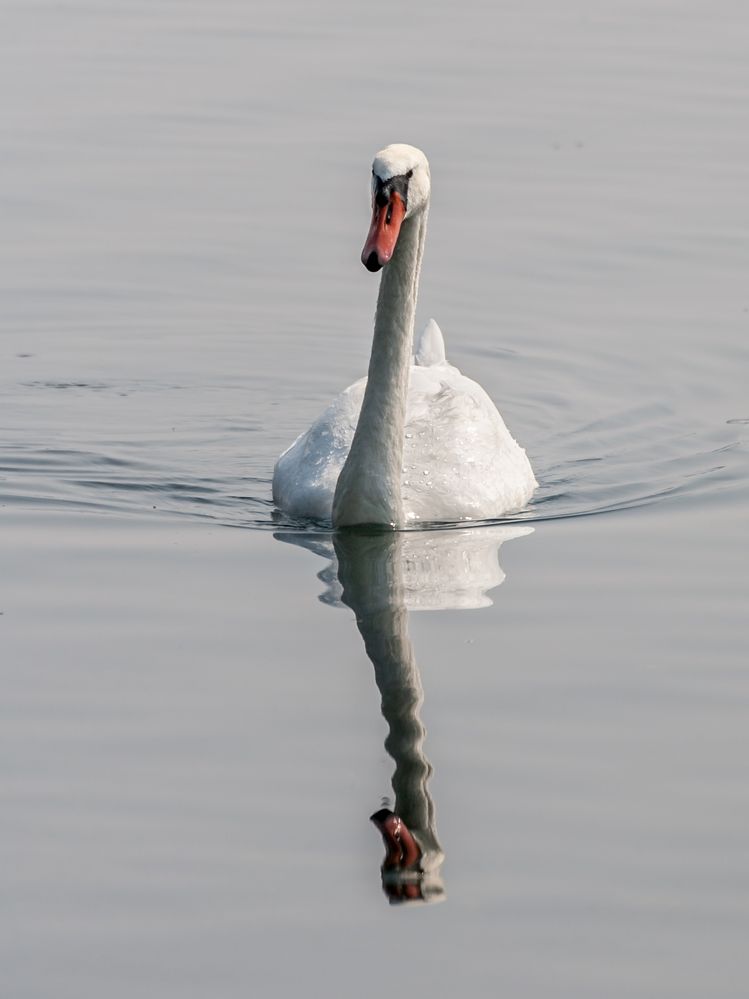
[362,144,430,272]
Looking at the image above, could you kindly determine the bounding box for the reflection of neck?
[334,531,442,862]
[365,605,437,851]
[332,209,428,528]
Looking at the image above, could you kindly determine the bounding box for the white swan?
[273,143,537,527]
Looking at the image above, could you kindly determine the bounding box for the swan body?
[273,320,536,525]
[273,144,537,527]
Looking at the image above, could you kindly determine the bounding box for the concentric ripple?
[2,395,745,534]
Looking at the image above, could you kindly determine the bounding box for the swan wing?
[272,378,365,521]
[402,363,537,523]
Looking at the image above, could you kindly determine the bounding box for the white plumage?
[273,319,537,525]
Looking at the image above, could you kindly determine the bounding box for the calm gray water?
[2,2,748,996]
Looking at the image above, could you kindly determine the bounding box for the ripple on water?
[0,444,274,526]
[1,402,745,534]
[3,337,747,533]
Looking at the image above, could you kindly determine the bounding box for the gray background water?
[2,2,748,996]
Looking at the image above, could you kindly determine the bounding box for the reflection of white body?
[282,524,532,612]
[273,144,537,528]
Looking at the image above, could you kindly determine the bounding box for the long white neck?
[332,207,428,527]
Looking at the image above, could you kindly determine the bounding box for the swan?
[272,143,537,528]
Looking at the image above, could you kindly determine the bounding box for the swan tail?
[414,318,446,367]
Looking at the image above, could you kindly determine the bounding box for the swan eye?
[406,169,413,179]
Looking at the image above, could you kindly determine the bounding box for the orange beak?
[361,191,406,272]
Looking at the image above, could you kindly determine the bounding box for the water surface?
[2,2,748,997]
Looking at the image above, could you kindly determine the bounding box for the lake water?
[2,1,748,996]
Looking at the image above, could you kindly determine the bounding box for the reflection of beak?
[370,808,446,906]
[371,808,422,868]
[361,191,406,272]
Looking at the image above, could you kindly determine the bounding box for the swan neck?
[373,207,427,351]
[332,208,428,527]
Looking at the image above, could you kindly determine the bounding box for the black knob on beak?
[365,251,382,272]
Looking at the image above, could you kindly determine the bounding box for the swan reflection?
[276,524,531,904]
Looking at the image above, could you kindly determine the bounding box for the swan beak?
[362,192,406,272]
